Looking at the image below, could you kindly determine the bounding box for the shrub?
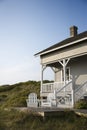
[75,99,87,109]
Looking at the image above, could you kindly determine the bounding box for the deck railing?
[56,80,72,95]
[56,80,73,106]
[42,82,64,93]
[42,81,72,93]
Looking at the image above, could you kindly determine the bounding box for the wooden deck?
[14,107,87,118]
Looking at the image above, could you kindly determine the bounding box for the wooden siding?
[41,41,87,64]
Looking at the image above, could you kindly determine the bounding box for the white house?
[27,26,87,108]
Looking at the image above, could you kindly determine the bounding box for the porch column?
[41,65,46,92]
[51,67,56,82]
[72,85,74,107]
[63,59,66,86]
[58,58,70,85]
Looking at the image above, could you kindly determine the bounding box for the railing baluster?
[42,82,65,93]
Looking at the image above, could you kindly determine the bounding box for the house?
[27,26,87,108]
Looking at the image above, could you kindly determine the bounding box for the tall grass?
[0,80,40,108]
[0,109,87,130]
[0,80,87,130]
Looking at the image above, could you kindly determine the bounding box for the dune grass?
[0,80,87,130]
[0,109,87,130]
[0,81,40,109]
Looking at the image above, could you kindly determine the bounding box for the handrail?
[42,80,72,93]
[74,81,87,102]
[42,81,64,93]
[42,81,64,86]
[75,81,87,93]
[56,80,72,94]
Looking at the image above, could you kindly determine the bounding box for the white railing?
[42,81,72,93]
[56,80,73,106]
[42,82,54,93]
[56,80,72,93]
[41,80,73,108]
[75,81,87,102]
[42,82,64,93]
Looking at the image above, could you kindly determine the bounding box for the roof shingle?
[35,31,87,56]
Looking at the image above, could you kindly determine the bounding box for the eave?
[34,31,87,57]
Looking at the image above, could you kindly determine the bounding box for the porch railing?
[55,80,73,106]
[41,81,72,93]
[41,80,73,107]
[56,80,72,95]
[42,82,64,93]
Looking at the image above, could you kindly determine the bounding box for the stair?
[41,81,87,108]
[55,80,72,107]
[74,81,87,102]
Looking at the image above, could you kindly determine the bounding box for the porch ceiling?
[47,62,61,68]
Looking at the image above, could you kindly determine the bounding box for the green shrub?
[75,99,87,109]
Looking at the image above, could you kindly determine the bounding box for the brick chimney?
[70,26,78,37]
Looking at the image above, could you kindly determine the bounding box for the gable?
[35,31,87,56]
[41,40,87,64]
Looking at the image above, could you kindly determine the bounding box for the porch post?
[72,85,74,107]
[58,58,70,85]
[41,65,46,93]
[41,65,43,93]
[63,59,66,86]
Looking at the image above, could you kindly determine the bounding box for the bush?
[75,99,87,109]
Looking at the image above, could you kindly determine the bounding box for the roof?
[35,31,87,56]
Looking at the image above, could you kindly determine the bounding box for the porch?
[26,80,87,108]
[34,26,87,109]
[26,55,87,108]
[40,80,74,108]
[40,54,87,108]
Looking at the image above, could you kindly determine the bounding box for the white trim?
[61,69,63,82]
[65,58,70,66]
[51,67,56,73]
[38,37,87,56]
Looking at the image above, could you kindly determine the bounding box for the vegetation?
[75,99,87,109]
[0,109,87,130]
[0,80,87,130]
[0,81,40,108]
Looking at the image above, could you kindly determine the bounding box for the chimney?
[70,26,78,37]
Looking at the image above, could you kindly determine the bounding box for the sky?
[0,0,87,85]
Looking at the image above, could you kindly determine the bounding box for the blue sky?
[0,0,87,85]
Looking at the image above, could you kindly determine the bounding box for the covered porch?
[40,57,74,108]
[33,26,87,109]
[40,54,87,108]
